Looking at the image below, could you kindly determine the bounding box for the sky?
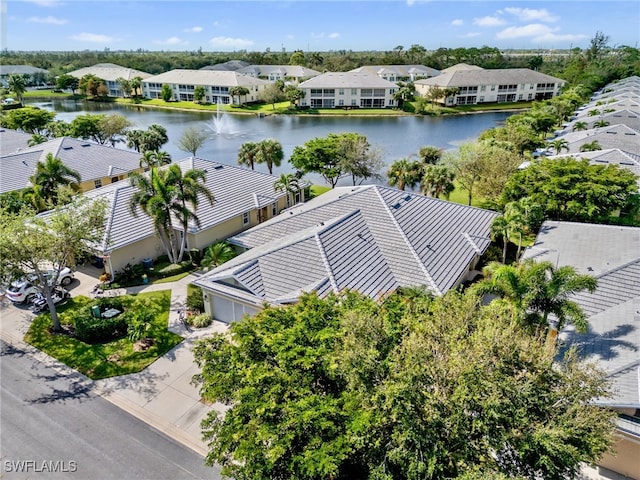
[2,0,639,53]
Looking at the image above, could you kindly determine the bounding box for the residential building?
[141,69,270,104]
[521,221,640,480]
[200,60,251,72]
[0,137,143,195]
[236,65,321,83]
[566,108,640,131]
[297,72,398,109]
[349,65,439,82]
[414,64,565,105]
[194,185,499,323]
[549,124,640,154]
[82,157,299,274]
[66,63,152,97]
[0,65,50,87]
[0,128,32,155]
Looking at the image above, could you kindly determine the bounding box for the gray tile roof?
[236,65,321,78]
[553,124,640,154]
[298,72,398,89]
[82,157,286,251]
[0,128,32,155]
[0,65,49,76]
[566,108,640,131]
[522,221,640,408]
[201,185,498,301]
[350,65,440,78]
[66,63,151,81]
[546,149,640,189]
[0,137,142,194]
[143,69,270,87]
[414,67,564,88]
[199,60,251,71]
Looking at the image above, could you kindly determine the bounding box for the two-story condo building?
[66,63,152,97]
[236,65,321,83]
[297,72,398,109]
[350,65,439,82]
[414,64,565,105]
[142,70,271,104]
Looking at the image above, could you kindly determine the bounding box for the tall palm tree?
[129,168,180,263]
[139,150,172,171]
[593,119,610,128]
[274,173,301,206]
[387,158,421,191]
[572,121,588,131]
[237,142,259,170]
[418,145,443,165]
[8,74,26,104]
[165,164,215,262]
[255,139,284,174]
[549,138,569,155]
[420,164,455,199]
[27,153,81,209]
[489,216,510,264]
[28,133,49,147]
[579,141,602,152]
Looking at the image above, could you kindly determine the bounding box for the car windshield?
[8,282,29,292]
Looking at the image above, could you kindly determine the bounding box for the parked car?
[4,267,74,304]
[31,287,71,314]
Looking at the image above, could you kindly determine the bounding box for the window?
[480,85,486,92]
[94,179,102,188]
[242,212,249,225]
[351,88,357,95]
[339,89,344,95]
[272,203,277,216]
[518,94,523,101]
[111,176,119,183]
[338,99,344,106]
[490,85,495,91]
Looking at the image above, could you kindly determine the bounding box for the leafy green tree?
[255,138,284,174]
[177,126,208,156]
[444,142,486,205]
[161,83,173,102]
[78,73,105,97]
[69,113,132,146]
[274,173,301,205]
[336,133,383,186]
[27,133,49,147]
[290,134,345,188]
[201,241,236,269]
[55,74,79,93]
[26,153,81,210]
[192,289,615,480]
[116,77,132,97]
[501,157,637,223]
[0,199,106,332]
[228,86,250,105]
[44,119,71,138]
[193,85,206,104]
[593,119,610,128]
[127,124,169,153]
[284,84,305,107]
[7,74,26,103]
[420,163,455,199]
[289,50,305,65]
[0,107,55,134]
[237,141,259,170]
[258,83,286,109]
[386,157,422,191]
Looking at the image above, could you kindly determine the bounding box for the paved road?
[0,340,221,480]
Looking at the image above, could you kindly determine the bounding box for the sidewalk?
[0,270,229,457]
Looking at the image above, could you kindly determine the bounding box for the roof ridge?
[314,230,339,295]
[373,187,441,295]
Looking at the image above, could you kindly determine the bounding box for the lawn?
[24,290,183,380]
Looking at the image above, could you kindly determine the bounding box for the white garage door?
[212,295,259,323]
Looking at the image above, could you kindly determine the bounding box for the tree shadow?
[560,323,637,362]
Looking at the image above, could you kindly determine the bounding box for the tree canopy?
[192,289,615,480]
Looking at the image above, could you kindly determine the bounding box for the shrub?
[187,312,212,328]
[153,260,192,279]
[186,285,205,313]
[75,302,129,343]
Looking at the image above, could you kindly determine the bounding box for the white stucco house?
[66,63,152,97]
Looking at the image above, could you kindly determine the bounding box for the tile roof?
[522,221,640,409]
[0,137,142,194]
[142,69,270,87]
[199,185,498,301]
[414,67,564,88]
[199,60,251,71]
[298,72,398,89]
[546,149,640,189]
[66,63,151,81]
[350,65,440,78]
[553,124,640,154]
[0,128,32,155]
[0,65,49,75]
[236,65,321,78]
[81,157,286,251]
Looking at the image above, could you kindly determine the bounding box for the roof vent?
[81,143,90,147]
[214,165,224,170]
[404,195,412,201]
[62,146,73,150]
[392,203,401,209]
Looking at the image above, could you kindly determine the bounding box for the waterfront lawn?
[22,90,84,100]
[24,290,183,380]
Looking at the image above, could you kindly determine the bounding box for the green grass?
[310,184,332,198]
[24,290,183,380]
[152,271,192,284]
[21,90,83,99]
[445,181,487,208]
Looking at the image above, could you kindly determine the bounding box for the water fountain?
[208,97,239,137]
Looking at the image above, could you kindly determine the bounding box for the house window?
[339,89,344,95]
[111,176,119,183]
[242,212,249,225]
[518,94,523,101]
[478,96,484,102]
[272,203,277,216]
[490,85,495,91]
[351,88,357,95]
[295,192,301,204]
[338,99,344,106]
[94,179,102,188]
[480,86,486,92]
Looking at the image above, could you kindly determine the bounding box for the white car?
[5,267,74,304]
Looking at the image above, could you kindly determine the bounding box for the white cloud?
[502,7,558,23]
[532,32,588,43]
[70,32,117,43]
[473,16,506,27]
[28,15,68,25]
[209,36,254,48]
[451,19,464,26]
[184,26,203,33]
[328,32,340,39]
[155,36,188,46]
[496,23,555,39]
[23,0,63,6]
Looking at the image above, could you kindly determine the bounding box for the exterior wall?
[143,81,266,104]
[203,290,260,323]
[105,235,165,275]
[77,171,139,192]
[415,81,564,105]
[299,86,396,109]
[597,434,640,479]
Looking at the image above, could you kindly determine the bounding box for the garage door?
[212,295,259,323]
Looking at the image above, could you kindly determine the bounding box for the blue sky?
[3,1,639,52]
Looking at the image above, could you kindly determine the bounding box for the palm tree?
[549,138,569,155]
[255,139,284,174]
[418,145,443,165]
[201,241,236,269]
[237,142,259,170]
[489,216,510,264]
[593,119,610,128]
[420,164,454,199]
[129,168,180,263]
[28,133,49,147]
[579,141,602,152]
[165,164,215,262]
[8,74,26,104]
[27,153,81,209]
[130,76,142,97]
[572,121,588,131]
[274,173,301,206]
[139,150,171,171]
[473,259,597,335]
[387,158,422,191]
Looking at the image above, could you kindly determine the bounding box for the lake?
[26,99,515,186]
